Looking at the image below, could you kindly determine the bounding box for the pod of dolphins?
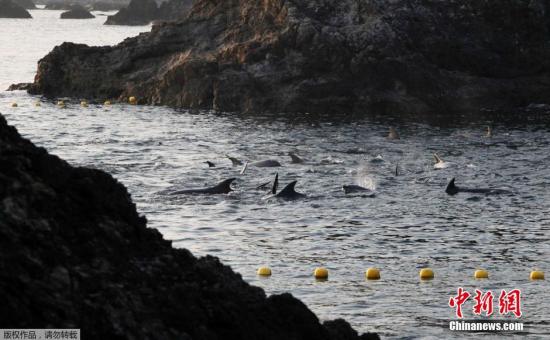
[172,127,512,199]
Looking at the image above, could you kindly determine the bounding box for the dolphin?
[172,178,236,195]
[251,160,281,167]
[256,181,272,190]
[388,127,400,140]
[269,173,305,199]
[276,181,306,199]
[288,152,305,164]
[240,161,249,174]
[205,161,216,168]
[433,153,449,169]
[226,155,243,166]
[342,185,376,196]
[445,178,511,196]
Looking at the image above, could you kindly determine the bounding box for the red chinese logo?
[449,288,522,319]
[499,289,522,317]
[473,289,494,316]
[449,287,471,318]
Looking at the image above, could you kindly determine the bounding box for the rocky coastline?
[60,4,95,18]
[0,0,32,18]
[0,112,379,339]
[25,0,550,115]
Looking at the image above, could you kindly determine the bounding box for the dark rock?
[6,82,32,91]
[89,1,128,12]
[43,1,74,10]
[30,0,550,116]
[0,112,379,339]
[13,0,35,9]
[157,0,193,21]
[0,0,32,18]
[104,0,193,25]
[60,5,95,19]
[104,0,158,25]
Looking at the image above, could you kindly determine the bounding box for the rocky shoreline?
[0,112,379,339]
[24,0,550,115]
[0,0,32,18]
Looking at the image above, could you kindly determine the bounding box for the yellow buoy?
[474,269,489,279]
[530,271,545,280]
[128,96,137,105]
[57,100,65,108]
[257,266,272,276]
[80,100,88,107]
[419,268,434,280]
[11,102,18,107]
[314,267,329,279]
[365,267,381,280]
[104,100,111,106]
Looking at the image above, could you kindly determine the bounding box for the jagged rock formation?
[0,0,32,17]
[0,112,379,339]
[29,0,550,115]
[60,4,94,18]
[104,0,158,25]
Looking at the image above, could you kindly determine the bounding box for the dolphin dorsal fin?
[445,178,457,194]
[278,181,297,197]
[271,173,279,195]
[214,178,235,193]
[434,153,443,164]
[240,161,249,175]
[226,155,242,166]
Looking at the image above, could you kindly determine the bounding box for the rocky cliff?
[29,0,550,115]
[0,112,379,339]
[104,0,158,25]
[13,0,35,9]
[0,0,32,17]
[104,0,193,25]
[60,4,95,18]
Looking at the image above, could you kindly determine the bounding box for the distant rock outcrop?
[13,0,35,9]
[30,0,550,115]
[88,1,127,11]
[60,4,94,18]
[0,0,32,18]
[104,0,193,25]
[43,1,73,10]
[0,112,379,339]
[104,0,158,25]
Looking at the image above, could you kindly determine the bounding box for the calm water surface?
[1,10,549,339]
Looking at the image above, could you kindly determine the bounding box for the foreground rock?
[60,4,94,18]
[30,0,550,115]
[0,0,31,18]
[104,0,158,25]
[0,113,379,339]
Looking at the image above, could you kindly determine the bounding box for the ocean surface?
[1,10,550,339]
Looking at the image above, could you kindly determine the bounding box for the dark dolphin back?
[445,178,458,195]
[271,173,279,195]
[211,178,236,194]
[276,181,304,199]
